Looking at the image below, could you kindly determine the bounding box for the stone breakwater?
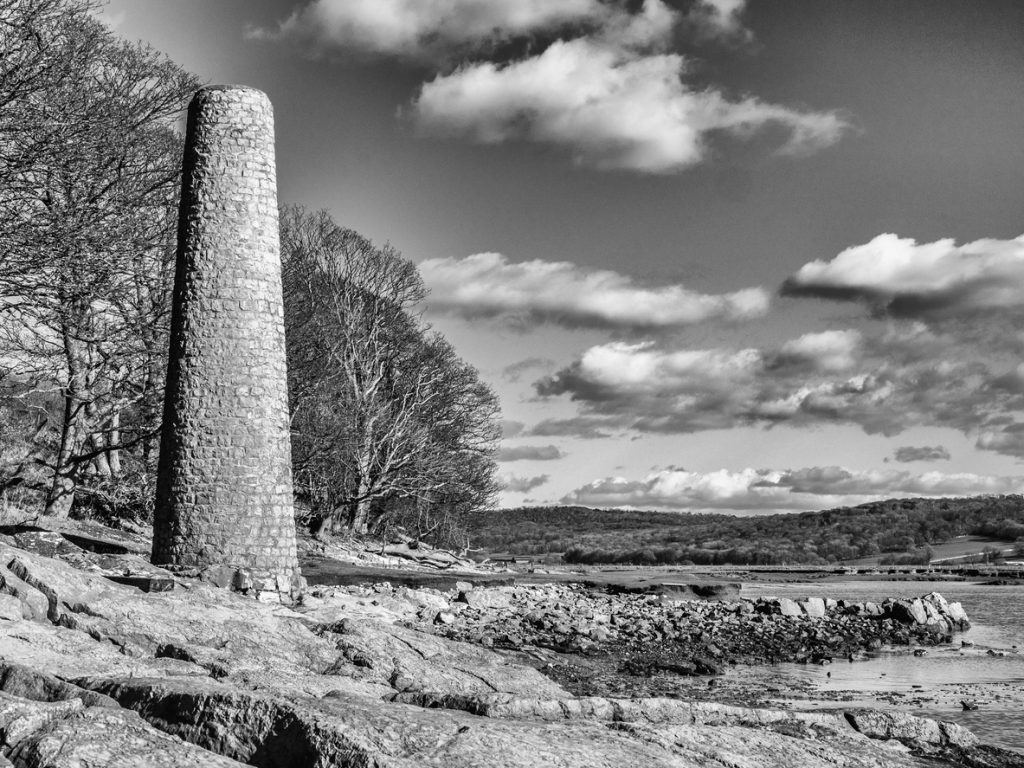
[421,584,971,672]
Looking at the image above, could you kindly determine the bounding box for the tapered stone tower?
[153,85,300,596]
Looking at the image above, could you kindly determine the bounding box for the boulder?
[863,601,883,617]
[945,601,970,629]
[456,588,512,610]
[799,598,827,618]
[777,598,803,617]
[888,599,928,625]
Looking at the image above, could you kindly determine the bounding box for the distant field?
[490,537,1020,568]
[835,536,1014,566]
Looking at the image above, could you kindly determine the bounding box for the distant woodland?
[467,496,1024,565]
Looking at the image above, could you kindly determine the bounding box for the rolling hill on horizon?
[466,495,1024,566]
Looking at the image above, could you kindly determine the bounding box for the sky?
[101,0,1024,514]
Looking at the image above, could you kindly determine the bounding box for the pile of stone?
[423,584,971,672]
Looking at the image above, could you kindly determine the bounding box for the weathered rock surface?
[0,537,1016,767]
[0,692,248,767]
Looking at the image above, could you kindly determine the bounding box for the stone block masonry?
[153,85,300,595]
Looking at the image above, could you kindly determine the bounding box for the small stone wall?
[152,85,299,593]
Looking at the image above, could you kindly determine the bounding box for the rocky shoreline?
[0,524,1021,767]
[425,582,969,663]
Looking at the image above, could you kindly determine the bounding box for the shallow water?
[739,581,1024,752]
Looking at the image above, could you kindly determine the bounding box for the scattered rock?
[776,597,803,617]
[423,583,972,675]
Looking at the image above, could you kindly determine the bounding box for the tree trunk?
[106,411,121,477]
[44,393,86,518]
[46,324,91,518]
[348,497,371,535]
[312,515,332,541]
[90,432,112,477]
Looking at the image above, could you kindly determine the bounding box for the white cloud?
[593,0,680,50]
[421,253,769,330]
[771,329,862,373]
[257,1,845,173]
[412,36,849,173]
[563,466,1024,513]
[252,0,750,60]
[535,327,1024,440]
[539,341,761,398]
[783,233,1024,318]
[250,0,608,59]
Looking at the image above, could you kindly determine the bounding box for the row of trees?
[471,497,1024,564]
[0,0,499,543]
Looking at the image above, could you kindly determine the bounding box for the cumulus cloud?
[252,0,750,60]
[782,233,1024,319]
[768,329,861,373]
[534,330,1024,441]
[420,253,769,330]
[249,0,608,60]
[537,341,760,400]
[411,36,849,173]
[257,1,845,173]
[890,445,952,463]
[563,466,1024,513]
[496,445,564,462]
[535,341,768,434]
[501,473,550,493]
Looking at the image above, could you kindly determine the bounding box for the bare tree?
[0,0,200,516]
[377,333,501,547]
[0,0,104,190]
[280,206,499,538]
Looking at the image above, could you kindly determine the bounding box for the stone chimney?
[153,85,301,598]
